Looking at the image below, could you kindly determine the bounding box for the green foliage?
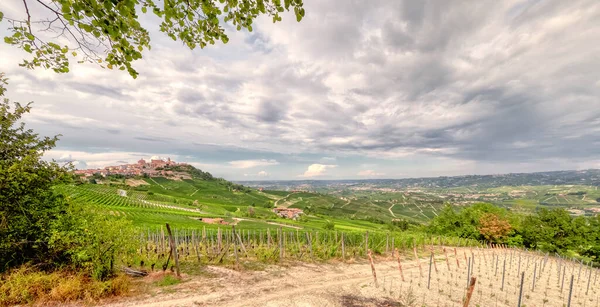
[1,0,305,78]
[48,204,136,280]
[0,75,72,271]
[428,202,600,263]
[323,220,335,230]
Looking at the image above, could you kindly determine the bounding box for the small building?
[137,159,146,166]
[273,208,304,220]
[117,189,127,197]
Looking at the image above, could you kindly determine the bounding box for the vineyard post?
[365,231,369,257]
[391,237,395,257]
[218,227,222,251]
[501,259,506,291]
[463,276,476,307]
[517,271,525,307]
[341,232,345,261]
[586,266,592,295]
[578,260,582,282]
[443,248,450,271]
[267,228,271,248]
[396,249,405,281]
[495,254,500,276]
[386,233,389,255]
[279,227,283,261]
[368,249,378,287]
[431,248,438,273]
[454,247,460,269]
[567,274,574,307]
[518,253,522,277]
[414,245,423,277]
[532,263,537,291]
[306,232,313,259]
[192,230,200,262]
[561,266,566,293]
[466,257,471,288]
[464,251,468,267]
[428,252,433,289]
[236,231,248,258]
[165,223,180,277]
[232,225,239,268]
[160,225,165,254]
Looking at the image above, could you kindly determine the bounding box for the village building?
[273,208,304,220]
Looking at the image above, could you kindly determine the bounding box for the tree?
[478,213,511,243]
[0,73,71,271]
[1,0,305,78]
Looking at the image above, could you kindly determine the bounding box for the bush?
[323,221,335,230]
[49,204,137,280]
[0,266,131,305]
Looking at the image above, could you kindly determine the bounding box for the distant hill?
[237,169,600,190]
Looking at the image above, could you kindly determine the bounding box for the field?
[366,246,600,306]
[56,178,402,232]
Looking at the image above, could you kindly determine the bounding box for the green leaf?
[25,33,34,41]
[141,6,147,13]
[0,11,4,22]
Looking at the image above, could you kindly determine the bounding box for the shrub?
[49,204,137,280]
[324,221,335,230]
[0,266,131,305]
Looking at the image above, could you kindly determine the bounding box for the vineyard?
[363,245,600,306]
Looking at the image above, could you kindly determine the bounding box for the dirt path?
[234,218,303,230]
[388,203,396,217]
[104,259,409,307]
[274,192,296,207]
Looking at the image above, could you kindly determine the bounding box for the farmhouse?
[273,208,304,220]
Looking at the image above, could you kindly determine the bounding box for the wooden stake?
[396,248,405,282]
[368,249,378,287]
[454,247,460,269]
[443,248,450,271]
[413,246,423,277]
[165,223,180,277]
[463,276,477,307]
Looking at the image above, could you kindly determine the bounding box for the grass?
[0,266,131,305]
[154,275,181,287]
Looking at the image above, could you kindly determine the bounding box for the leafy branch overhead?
[0,0,305,78]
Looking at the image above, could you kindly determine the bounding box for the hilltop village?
[74,157,189,178]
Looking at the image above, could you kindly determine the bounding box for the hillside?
[61,171,402,232]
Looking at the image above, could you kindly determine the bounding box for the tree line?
[427,203,600,263]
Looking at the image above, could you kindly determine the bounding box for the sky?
[1,0,600,181]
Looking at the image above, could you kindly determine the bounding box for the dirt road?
[104,259,407,307]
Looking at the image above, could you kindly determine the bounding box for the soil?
[100,247,600,307]
[103,259,404,307]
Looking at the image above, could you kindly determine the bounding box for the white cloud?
[5,0,600,180]
[299,164,337,178]
[257,171,269,177]
[357,170,385,177]
[228,159,279,169]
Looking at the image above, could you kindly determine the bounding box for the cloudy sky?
[1,0,600,180]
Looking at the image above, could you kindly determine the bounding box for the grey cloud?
[134,136,172,143]
[257,99,288,123]
[68,82,127,99]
